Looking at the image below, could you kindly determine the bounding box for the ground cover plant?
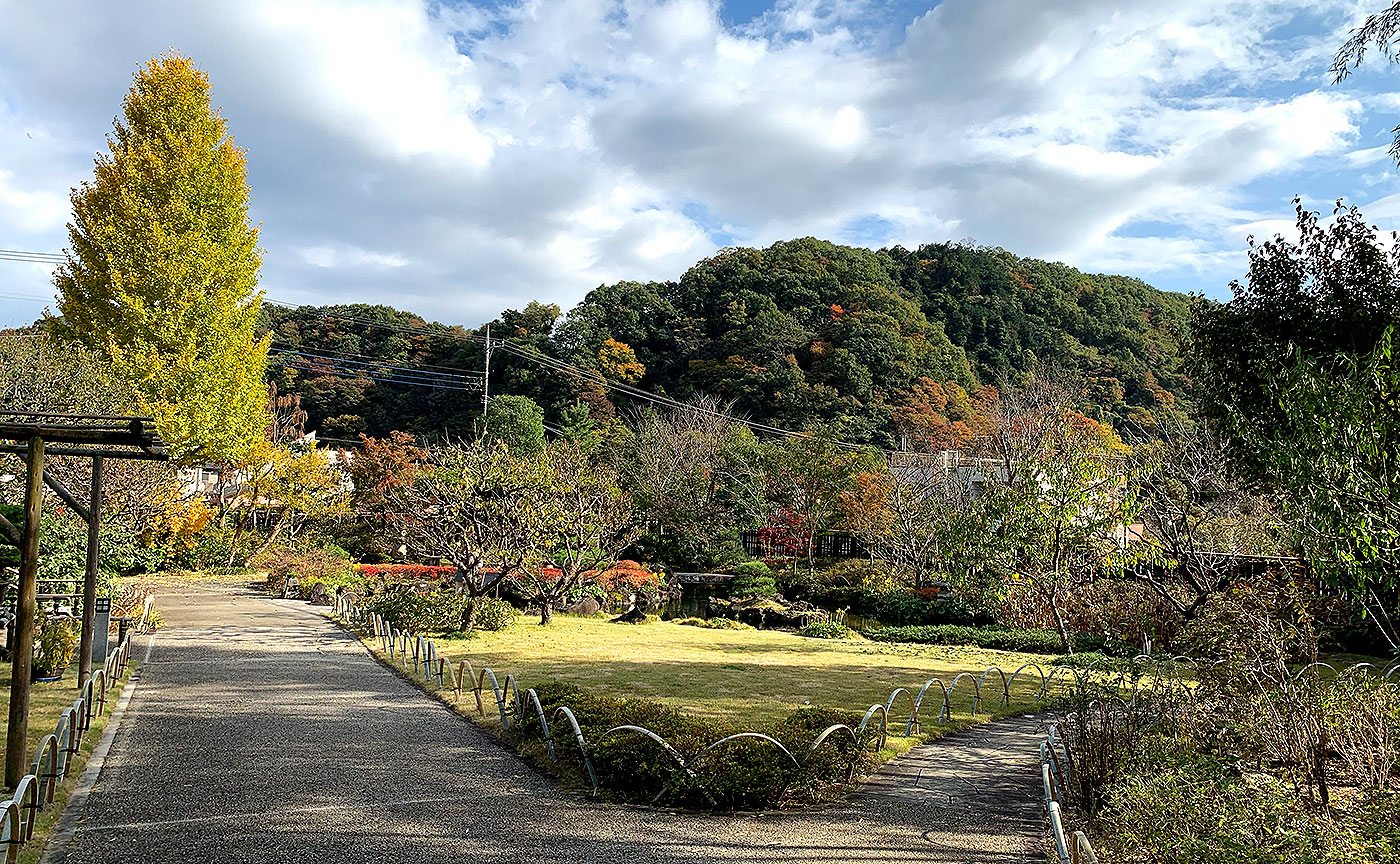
[350,608,1077,809]
[0,660,136,864]
[430,613,1051,725]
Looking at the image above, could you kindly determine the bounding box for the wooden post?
[77,456,103,688]
[6,436,43,790]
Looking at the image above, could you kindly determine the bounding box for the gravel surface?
[61,586,1047,863]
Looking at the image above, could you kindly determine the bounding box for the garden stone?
[563,596,600,616]
[308,582,330,606]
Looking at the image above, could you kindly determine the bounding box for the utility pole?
[481,323,492,414]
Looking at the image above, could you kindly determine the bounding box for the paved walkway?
[61,585,1047,863]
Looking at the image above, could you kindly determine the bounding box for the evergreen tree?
[53,53,269,463]
[483,394,546,455]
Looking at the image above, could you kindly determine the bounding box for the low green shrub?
[733,560,774,579]
[732,562,779,600]
[511,681,870,809]
[1050,651,1140,671]
[367,586,471,632]
[471,598,516,632]
[673,617,755,631]
[862,623,1116,655]
[803,585,994,627]
[798,621,855,639]
[34,614,79,677]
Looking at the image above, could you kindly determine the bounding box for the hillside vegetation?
[262,238,1193,444]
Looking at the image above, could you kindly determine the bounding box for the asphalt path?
[60,585,1046,864]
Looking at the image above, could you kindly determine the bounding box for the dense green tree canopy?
[1189,200,1400,476]
[261,238,1191,447]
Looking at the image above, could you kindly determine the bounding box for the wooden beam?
[5,436,42,790]
[0,411,155,423]
[0,420,157,447]
[0,444,167,461]
[0,513,18,548]
[42,470,91,524]
[77,456,102,688]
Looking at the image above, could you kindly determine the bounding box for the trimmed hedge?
[368,588,516,633]
[356,563,457,582]
[861,623,1118,655]
[367,586,470,632]
[804,585,994,627]
[511,681,872,809]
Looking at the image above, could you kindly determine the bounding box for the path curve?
[60,584,1047,863]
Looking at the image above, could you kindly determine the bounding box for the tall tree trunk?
[1048,586,1073,654]
[246,511,290,562]
[462,594,479,634]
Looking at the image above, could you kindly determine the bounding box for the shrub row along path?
[61,584,1048,863]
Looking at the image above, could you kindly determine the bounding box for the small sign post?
[92,597,111,664]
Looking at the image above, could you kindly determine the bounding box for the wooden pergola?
[0,411,167,789]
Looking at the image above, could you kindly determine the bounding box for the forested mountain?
[260,238,1194,446]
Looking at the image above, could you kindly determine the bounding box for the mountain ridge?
[262,237,1195,445]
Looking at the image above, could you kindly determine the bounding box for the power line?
[265,335,476,376]
[0,250,64,266]
[0,291,56,304]
[0,253,912,455]
[270,297,897,454]
[266,356,481,393]
[268,347,482,387]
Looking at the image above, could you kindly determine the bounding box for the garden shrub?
[798,621,855,639]
[733,561,773,580]
[1049,651,1140,671]
[836,586,990,626]
[470,598,516,632]
[355,563,457,586]
[673,617,755,631]
[252,545,355,594]
[34,614,79,678]
[862,623,1117,655]
[731,561,779,600]
[367,586,471,632]
[512,681,871,809]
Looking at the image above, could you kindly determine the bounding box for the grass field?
[431,614,1054,728]
[0,661,134,864]
[0,664,105,771]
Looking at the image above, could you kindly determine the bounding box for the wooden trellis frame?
[0,411,166,790]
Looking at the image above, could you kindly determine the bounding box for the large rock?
[308,582,330,606]
[708,597,826,630]
[610,606,647,624]
[563,596,602,616]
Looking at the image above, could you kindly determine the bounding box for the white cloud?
[0,0,1392,330]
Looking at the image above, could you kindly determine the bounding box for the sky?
[2,0,1400,329]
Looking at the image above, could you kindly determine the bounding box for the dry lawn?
[433,614,1054,727]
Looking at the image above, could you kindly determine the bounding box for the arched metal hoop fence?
[0,630,137,863]
[333,596,1144,808]
[1035,655,1400,864]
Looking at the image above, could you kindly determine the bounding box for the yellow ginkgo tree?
[52,52,270,464]
[225,439,348,563]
